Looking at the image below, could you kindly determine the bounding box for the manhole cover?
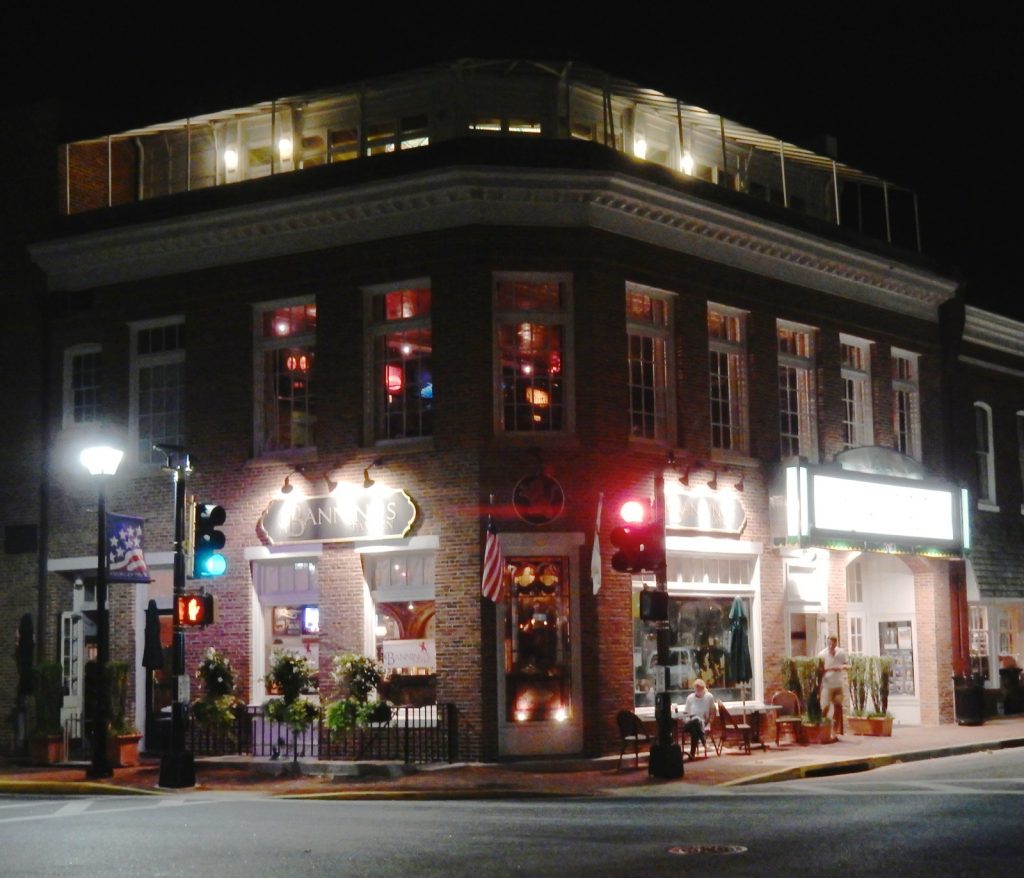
[667,844,747,856]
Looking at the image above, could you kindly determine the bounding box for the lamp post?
[80,443,124,780]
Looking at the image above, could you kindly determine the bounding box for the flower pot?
[868,715,893,736]
[848,716,873,736]
[107,733,142,768]
[30,734,63,765]
[800,718,833,745]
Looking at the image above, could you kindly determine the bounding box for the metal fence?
[187,703,456,764]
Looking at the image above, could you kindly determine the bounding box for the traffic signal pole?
[157,446,195,788]
[650,473,684,779]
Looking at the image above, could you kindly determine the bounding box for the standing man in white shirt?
[818,634,849,736]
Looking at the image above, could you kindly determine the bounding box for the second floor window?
[257,301,316,454]
[840,335,873,449]
[708,305,748,453]
[891,349,921,460]
[131,320,185,464]
[975,402,996,507]
[496,274,571,433]
[777,322,817,459]
[63,344,102,428]
[626,283,673,442]
[369,283,433,441]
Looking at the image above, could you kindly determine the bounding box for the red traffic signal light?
[176,593,214,627]
[610,499,665,574]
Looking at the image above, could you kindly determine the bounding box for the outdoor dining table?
[719,701,781,745]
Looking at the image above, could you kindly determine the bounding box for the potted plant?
[191,648,243,730]
[846,654,873,736]
[30,662,64,765]
[793,656,833,744]
[264,650,319,763]
[867,655,894,736]
[106,660,142,767]
[325,653,391,732]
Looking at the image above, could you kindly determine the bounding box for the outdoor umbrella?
[141,600,164,670]
[727,596,752,705]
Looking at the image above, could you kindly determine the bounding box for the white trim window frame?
[975,401,997,510]
[129,318,186,465]
[891,348,922,461]
[494,272,574,435]
[626,282,675,443]
[708,303,749,454]
[254,298,317,456]
[777,321,817,461]
[364,279,433,443]
[62,343,102,429]
[840,334,873,449]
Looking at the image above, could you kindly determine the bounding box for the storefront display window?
[504,557,572,722]
[633,593,752,707]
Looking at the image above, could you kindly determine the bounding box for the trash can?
[999,667,1023,714]
[952,673,986,725]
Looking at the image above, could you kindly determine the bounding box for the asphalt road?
[3,749,1022,877]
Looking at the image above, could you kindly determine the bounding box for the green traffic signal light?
[193,502,227,578]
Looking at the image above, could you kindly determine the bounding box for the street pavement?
[3,714,1023,799]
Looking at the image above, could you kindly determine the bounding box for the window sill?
[373,436,435,454]
[492,432,580,449]
[247,448,320,467]
[977,501,1000,513]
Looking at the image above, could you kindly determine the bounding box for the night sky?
[11,6,1015,315]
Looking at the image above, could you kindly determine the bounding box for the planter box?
[107,733,142,767]
[799,719,834,745]
[849,716,893,736]
[31,735,62,765]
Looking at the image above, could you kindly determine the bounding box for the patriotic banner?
[106,513,151,583]
[591,492,603,594]
[481,519,506,602]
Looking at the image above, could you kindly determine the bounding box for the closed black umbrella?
[727,596,752,697]
[142,600,164,670]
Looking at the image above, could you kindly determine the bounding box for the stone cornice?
[963,305,1024,359]
[29,166,956,319]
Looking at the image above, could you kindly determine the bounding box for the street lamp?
[80,443,123,779]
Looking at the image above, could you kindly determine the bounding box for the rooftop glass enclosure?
[58,59,920,251]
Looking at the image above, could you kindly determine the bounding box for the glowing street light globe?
[80,445,124,477]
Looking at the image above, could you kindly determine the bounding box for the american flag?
[107,513,151,583]
[481,518,507,602]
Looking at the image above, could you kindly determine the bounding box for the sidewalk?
[3,716,1023,799]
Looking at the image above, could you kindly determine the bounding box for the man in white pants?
[818,635,849,736]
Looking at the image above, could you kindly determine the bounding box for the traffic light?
[192,501,227,578]
[176,592,214,627]
[610,499,665,574]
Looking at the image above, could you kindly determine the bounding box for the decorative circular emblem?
[512,473,565,525]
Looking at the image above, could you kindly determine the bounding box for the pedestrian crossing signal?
[176,593,214,627]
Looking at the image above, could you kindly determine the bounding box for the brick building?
[4,60,971,758]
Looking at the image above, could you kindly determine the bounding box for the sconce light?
[734,470,745,492]
[707,470,719,491]
[363,457,385,490]
[679,465,692,488]
[324,474,338,493]
[281,475,294,494]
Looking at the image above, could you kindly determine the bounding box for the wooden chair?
[714,702,763,755]
[616,710,653,769]
[771,690,803,748]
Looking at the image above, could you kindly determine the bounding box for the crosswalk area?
[0,794,218,825]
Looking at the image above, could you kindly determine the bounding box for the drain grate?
[667,844,747,856]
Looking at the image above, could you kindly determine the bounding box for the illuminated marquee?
[770,461,968,557]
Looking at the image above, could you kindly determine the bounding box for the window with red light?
[495,274,572,433]
[257,300,317,454]
[370,283,432,440]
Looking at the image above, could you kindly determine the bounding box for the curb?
[0,780,159,797]
[277,788,591,801]
[719,736,1024,786]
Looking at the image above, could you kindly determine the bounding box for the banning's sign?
[261,488,416,544]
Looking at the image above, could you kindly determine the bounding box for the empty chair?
[616,710,653,769]
[771,690,803,748]
[715,702,764,755]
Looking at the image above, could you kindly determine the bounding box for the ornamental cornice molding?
[963,305,1024,359]
[29,166,955,319]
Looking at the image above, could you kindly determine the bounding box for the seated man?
[681,678,716,759]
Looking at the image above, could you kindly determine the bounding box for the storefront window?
[633,593,752,708]
[504,557,572,722]
[879,620,916,695]
[969,606,989,679]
